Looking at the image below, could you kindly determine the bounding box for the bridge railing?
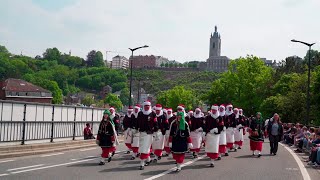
[0,100,105,145]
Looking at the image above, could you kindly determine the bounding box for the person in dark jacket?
[169,111,192,172]
[96,109,118,165]
[267,113,283,155]
[249,112,264,157]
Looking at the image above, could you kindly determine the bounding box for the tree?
[160,63,164,67]
[304,49,320,69]
[0,45,9,54]
[119,88,129,106]
[156,86,198,110]
[82,95,95,106]
[59,54,84,68]
[104,93,123,111]
[86,50,104,67]
[43,48,61,61]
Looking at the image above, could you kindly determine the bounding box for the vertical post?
[137,79,141,104]
[306,46,311,126]
[21,104,27,145]
[50,106,55,143]
[72,107,76,140]
[129,50,133,106]
[91,108,94,134]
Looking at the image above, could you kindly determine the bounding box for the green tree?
[119,88,129,106]
[82,95,95,106]
[160,63,164,67]
[0,45,9,54]
[165,63,169,68]
[104,93,123,111]
[156,86,197,110]
[86,50,104,67]
[43,48,61,61]
[59,54,84,68]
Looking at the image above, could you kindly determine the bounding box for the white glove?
[169,143,172,148]
[131,129,137,134]
[210,128,218,134]
[223,126,226,131]
[96,140,100,145]
[188,143,193,149]
[197,127,203,132]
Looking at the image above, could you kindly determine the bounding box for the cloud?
[0,0,319,62]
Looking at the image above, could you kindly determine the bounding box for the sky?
[0,0,319,62]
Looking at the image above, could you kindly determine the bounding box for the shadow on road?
[68,162,99,167]
[99,165,139,173]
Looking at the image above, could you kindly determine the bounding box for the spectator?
[84,123,95,140]
[267,113,283,155]
[283,123,292,144]
[307,131,320,167]
[295,126,309,153]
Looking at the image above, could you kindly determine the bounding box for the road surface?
[0,135,318,180]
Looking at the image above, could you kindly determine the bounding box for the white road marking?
[7,164,45,172]
[41,153,64,157]
[280,143,311,180]
[0,173,9,177]
[144,155,206,180]
[0,159,15,163]
[10,158,98,174]
[79,148,97,152]
[71,156,96,161]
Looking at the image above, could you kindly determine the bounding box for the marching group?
[94,101,276,172]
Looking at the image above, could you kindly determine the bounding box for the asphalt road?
[0,135,318,180]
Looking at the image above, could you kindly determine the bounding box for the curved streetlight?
[291,39,316,125]
[128,45,149,106]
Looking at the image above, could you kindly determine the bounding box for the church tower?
[209,26,221,57]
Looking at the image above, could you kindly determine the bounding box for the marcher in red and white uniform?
[123,106,134,154]
[130,104,140,160]
[96,110,119,165]
[190,108,204,158]
[152,104,168,162]
[163,108,176,156]
[205,105,222,167]
[225,104,236,152]
[169,111,192,172]
[137,101,158,170]
[218,104,227,158]
[234,108,245,149]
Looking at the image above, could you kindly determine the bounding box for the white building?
[155,56,169,67]
[111,55,129,69]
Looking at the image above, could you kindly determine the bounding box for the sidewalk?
[0,136,124,159]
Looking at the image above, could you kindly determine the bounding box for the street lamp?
[291,39,316,125]
[128,45,149,106]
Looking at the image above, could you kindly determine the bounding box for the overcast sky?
[0,0,319,62]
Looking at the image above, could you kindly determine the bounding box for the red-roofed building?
[0,78,53,103]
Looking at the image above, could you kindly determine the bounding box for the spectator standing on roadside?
[267,113,283,155]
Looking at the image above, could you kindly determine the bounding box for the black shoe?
[136,153,140,157]
[175,162,177,164]
[225,153,229,156]
[234,148,237,152]
[112,151,115,157]
[150,153,154,156]
[238,147,241,149]
[145,161,151,166]
[126,151,130,154]
[192,152,196,156]
[273,153,277,156]
[162,154,169,157]
[258,154,261,158]
[210,163,215,167]
[217,157,221,160]
[108,157,112,162]
[153,159,157,163]
[176,168,181,172]
[193,155,198,158]
[130,157,135,160]
[157,156,161,160]
[99,161,105,165]
[139,166,144,170]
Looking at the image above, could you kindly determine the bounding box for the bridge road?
[0,135,317,180]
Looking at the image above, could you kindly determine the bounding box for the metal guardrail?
[0,100,104,145]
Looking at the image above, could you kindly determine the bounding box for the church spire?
[215,26,217,32]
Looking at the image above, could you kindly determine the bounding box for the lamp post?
[129,45,149,106]
[291,39,316,125]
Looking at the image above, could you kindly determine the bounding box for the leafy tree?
[86,50,104,67]
[43,48,61,61]
[157,86,198,110]
[160,63,164,67]
[82,95,95,106]
[165,63,169,68]
[304,50,320,69]
[59,54,84,68]
[0,45,9,54]
[104,93,123,111]
[119,88,129,106]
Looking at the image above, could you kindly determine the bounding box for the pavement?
[0,135,319,180]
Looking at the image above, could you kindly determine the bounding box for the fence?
[0,100,105,145]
